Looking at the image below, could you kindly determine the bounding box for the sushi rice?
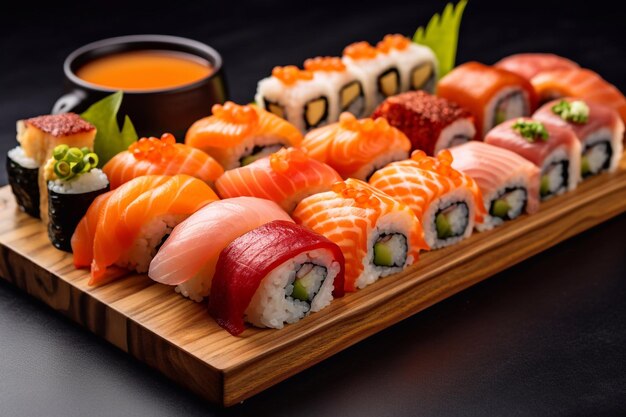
[484,86,530,135]
[477,178,528,232]
[48,168,108,194]
[8,146,38,169]
[422,188,475,249]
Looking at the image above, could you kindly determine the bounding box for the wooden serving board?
[1,156,626,407]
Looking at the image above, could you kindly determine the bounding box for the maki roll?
[342,41,400,114]
[255,66,333,132]
[185,101,302,170]
[215,147,341,213]
[485,118,581,200]
[71,175,219,284]
[7,146,40,218]
[369,150,486,249]
[372,91,476,155]
[208,220,345,335]
[300,112,411,180]
[494,53,579,81]
[437,62,537,137]
[293,179,427,291]
[45,146,109,252]
[450,141,540,231]
[376,34,438,93]
[149,197,293,301]
[534,99,624,178]
[103,133,223,189]
[304,56,366,120]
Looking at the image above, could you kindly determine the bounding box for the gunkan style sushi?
[494,53,579,81]
[255,66,333,132]
[293,179,427,291]
[185,102,302,169]
[300,112,411,180]
[103,133,223,189]
[376,34,437,93]
[369,150,486,249]
[208,220,345,335]
[7,146,40,218]
[372,91,476,155]
[149,197,293,301]
[485,118,581,200]
[534,99,624,178]
[437,62,536,137]
[304,56,366,120]
[44,145,109,252]
[450,141,540,231]
[71,174,218,284]
[215,147,341,213]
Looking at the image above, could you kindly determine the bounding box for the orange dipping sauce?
[76,50,213,91]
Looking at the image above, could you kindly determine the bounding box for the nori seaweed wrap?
[7,147,40,218]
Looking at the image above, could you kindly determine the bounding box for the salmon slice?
[103,133,223,189]
[293,179,426,291]
[495,53,579,81]
[71,191,113,268]
[531,68,626,126]
[215,147,341,213]
[300,113,411,180]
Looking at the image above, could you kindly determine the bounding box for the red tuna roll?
[372,91,475,155]
[494,53,579,81]
[208,220,345,336]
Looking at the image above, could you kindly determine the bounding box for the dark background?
[1,1,625,415]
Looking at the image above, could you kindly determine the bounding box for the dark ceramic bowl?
[52,34,228,140]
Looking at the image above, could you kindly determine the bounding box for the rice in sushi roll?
[208,220,345,335]
[7,146,40,218]
[293,179,427,291]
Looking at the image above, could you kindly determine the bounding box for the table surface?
[1,1,625,415]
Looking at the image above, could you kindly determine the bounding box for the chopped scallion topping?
[551,99,589,124]
[50,145,100,181]
[512,119,549,142]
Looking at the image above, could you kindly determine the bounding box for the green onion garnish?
[70,161,85,174]
[51,144,101,181]
[80,147,91,155]
[551,99,589,124]
[83,152,99,168]
[53,144,69,161]
[54,160,72,179]
[512,119,549,142]
[65,147,84,163]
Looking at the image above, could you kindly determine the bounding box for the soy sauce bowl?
[53,34,228,139]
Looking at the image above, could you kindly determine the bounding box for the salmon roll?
[300,113,411,180]
[185,101,302,170]
[376,34,438,93]
[494,53,579,81]
[437,62,537,138]
[103,133,223,189]
[208,220,345,335]
[530,68,626,126]
[534,98,624,178]
[485,118,581,200]
[372,91,476,155]
[369,150,486,249]
[293,179,426,292]
[215,147,341,213]
[342,41,401,114]
[255,66,333,132]
[71,175,219,285]
[304,56,366,120]
[450,142,540,231]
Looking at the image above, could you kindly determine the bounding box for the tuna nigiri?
[103,133,224,189]
[494,53,579,80]
[300,112,411,180]
[215,147,341,213]
[71,175,219,285]
[148,197,293,301]
[293,179,426,291]
[185,101,303,170]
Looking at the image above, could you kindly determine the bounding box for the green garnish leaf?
[551,99,589,124]
[413,0,468,79]
[512,119,549,142]
[80,91,138,166]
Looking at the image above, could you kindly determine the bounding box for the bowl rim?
[64,34,224,95]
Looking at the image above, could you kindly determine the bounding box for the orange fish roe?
[272,65,313,85]
[409,149,462,180]
[343,41,378,60]
[331,180,381,208]
[377,34,411,53]
[339,112,391,136]
[269,147,309,173]
[130,133,177,162]
[303,56,346,72]
[211,101,258,125]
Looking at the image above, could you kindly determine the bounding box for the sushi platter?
[2,0,626,408]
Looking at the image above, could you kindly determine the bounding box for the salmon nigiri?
[185,101,303,170]
[494,53,579,81]
[300,112,411,180]
[71,175,219,285]
[103,133,224,189]
[530,68,626,126]
[148,197,293,301]
[215,147,341,213]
